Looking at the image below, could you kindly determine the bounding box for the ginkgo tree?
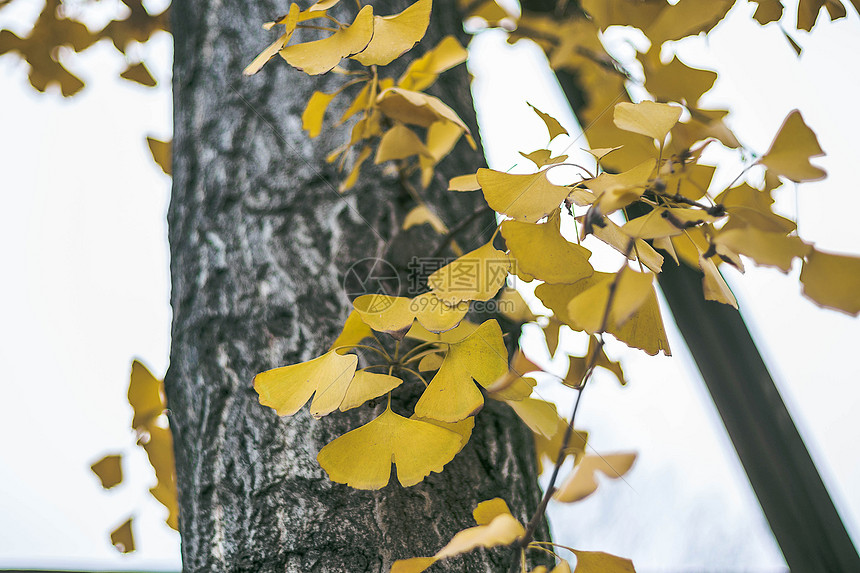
[4,0,860,571]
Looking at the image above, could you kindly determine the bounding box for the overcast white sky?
[1,1,858,571]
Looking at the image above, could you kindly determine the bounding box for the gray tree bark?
[167,1,548,571]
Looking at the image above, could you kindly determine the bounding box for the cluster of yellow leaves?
[0,0,169,96]
[244,0,473,191]
[90,360,178,553]
[391,497,636,572]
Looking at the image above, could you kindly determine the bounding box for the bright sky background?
[1,1,858,571]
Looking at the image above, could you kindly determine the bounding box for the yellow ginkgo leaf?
[308,0,341,10]
[714,184,795,234]
[428,241,510,304]
[449,173,480,191]
[340,146,372,192]
[120,62,156,87]
[621,206,718,240]
[487,348,539,395]
[317,406,464,489]
[497,288,537,323]
[642,55,717,107]
[417,351,445,372]
[377,87,469,131]
[528,102,569,141]
[339,371,403,412]
[550,561,572,573]
[535,418,588,474]
[353,293,469,337]
[280,5,374,75]
[543,318,562,357]
[398,35,468,91]
[403,204,448,234]
[699,256,738,308]
[435,513,525,559]
[661,162,715,201]
[714,227,810,272]
[613,101,682,142]
[91,454,123,489]
[536,278,671,356]
[111,518,135,553]
[507,397,559,439]
[587,159,655,215]
[477,169,572,222]
[352,0,432,66]
[329,309,373,350]
[244,3,300,75]
[760,110,826,182]
[302,90,336,138]
[254,350,358,417]
[140,426,175,506]
[390,557,437,573]
[375,123,430,163]
[572,550,636,573]
[800,249,860,315]
[146,137,171,176]
[568,268,655,334]
[554,453,636,503]
[149,480,179,530]
[129,360,164,431]
[473,497,514,526]
[414,320,508,422]
[564,336,625,388]
[585,146,623,162]
[520,149,568,169]
[587,217,663,273]
[406,319,480,343]
[502,212,593,284]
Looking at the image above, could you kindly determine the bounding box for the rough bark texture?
[167,1,548,571]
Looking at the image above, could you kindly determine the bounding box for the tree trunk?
[166,1,547,571]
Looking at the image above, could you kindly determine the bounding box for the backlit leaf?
[486,349,538,401]
[111,517,135,553]
[528,102,569,141]
[587,217,663,273]
[352,0,432,66]
[279,5,374,75]
[507,398,559,438]
[535,419,588,474]
[302,90,336,138]
[753,0,784,24]
[502,212,593,284]
[536,278,671,356]
[477,169,572,222]
[129,360,164,431]
[760,110,826,182]
[572,550,636,573]
[120,61,156,86]
[564,337,625,388]
[715,184,795,234]
[699,256,738,308]
[587,159,655,215]
[317,406,463,489]
[428,241,510,304]
[414,320,508,422]
[91,454,123,489]
[254,350,358,417]
[800,249,860,315]
[621,207,718,240]
[714,227,810,272]
[554,453,636,503]
[146,137,171,176]
[498,288,537,323]
[567,268,655,334]
[642,55,716,107]
[613,101,682,142]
